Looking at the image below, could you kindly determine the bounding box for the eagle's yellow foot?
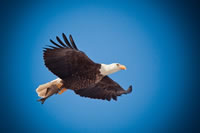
[59,88,67,95]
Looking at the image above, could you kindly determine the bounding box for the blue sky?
[1,0,199,133]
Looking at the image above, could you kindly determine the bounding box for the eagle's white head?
[100,63,126,76]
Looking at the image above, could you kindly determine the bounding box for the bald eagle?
[36,33,132,104]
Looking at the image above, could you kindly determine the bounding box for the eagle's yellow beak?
[119,65,126,70]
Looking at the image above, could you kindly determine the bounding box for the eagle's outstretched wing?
[74,76,132,101]
[43,33,101,89]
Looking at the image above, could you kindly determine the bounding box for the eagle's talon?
[59,88,67,95]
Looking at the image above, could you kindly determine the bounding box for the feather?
[50,39,63,48]
[46,45,58,49]
[69,34,78,50]
[62,33,73,48]
[56,36,67,48]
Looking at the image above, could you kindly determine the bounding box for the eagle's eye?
[116,63,120,66]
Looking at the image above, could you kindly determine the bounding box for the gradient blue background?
[1,0,199,132]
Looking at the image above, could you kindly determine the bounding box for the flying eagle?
[36,33,132,104]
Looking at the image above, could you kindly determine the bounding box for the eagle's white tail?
[36,78,62,98]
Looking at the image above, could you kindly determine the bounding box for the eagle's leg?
[59,88,67,94]
[56,83,63,89]
[56,83,67,94]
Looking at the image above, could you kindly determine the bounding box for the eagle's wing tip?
[126,85,132,94]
